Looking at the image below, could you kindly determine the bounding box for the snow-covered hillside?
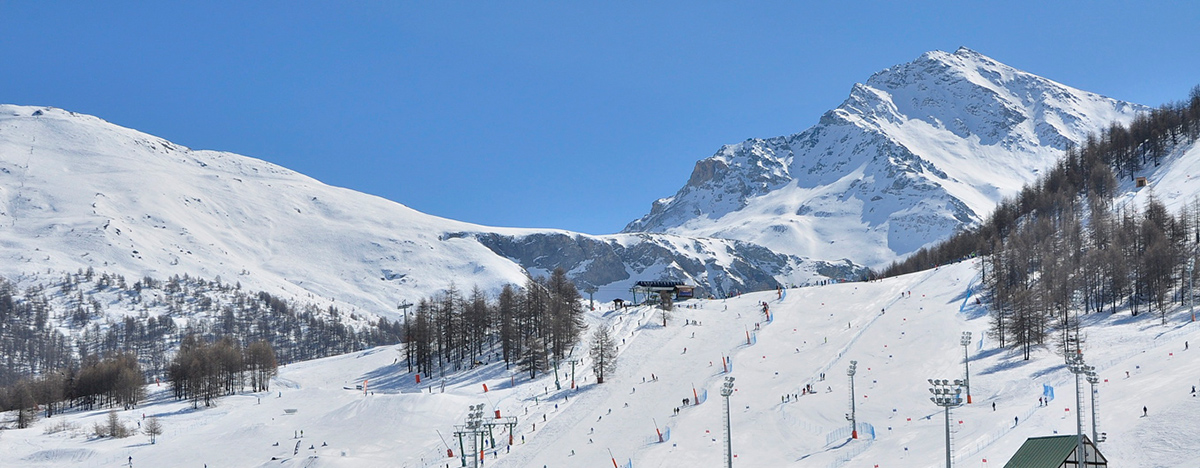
[4,260,1197,468]
[1122,137,1200,213]
[0,105,528,315]
[624,48,1149,268]
[0,105,848,317]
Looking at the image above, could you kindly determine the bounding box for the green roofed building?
[1004,435,1107,468]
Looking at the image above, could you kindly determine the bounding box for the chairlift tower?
[482,416,518,448]
[553,358,561,390]
[584,286,597,310]
[398,301,413,373]
[565,358,579,389]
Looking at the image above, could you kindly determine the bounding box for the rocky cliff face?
[624,48,1148,267]
[464,231,865,299]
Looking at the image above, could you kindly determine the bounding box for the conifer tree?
[497,284,519,369]
[589,327,617,384]
[144,416,163,444]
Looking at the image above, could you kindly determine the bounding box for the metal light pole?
[473,404,486,468]
[721,377,736,468]
[399,301,413,373]
[847,360,858,439]
[928,378,965,468]
[961,332,973,404]
[1066,354,1094,468]
[455,403,485,468]
[1086,371,1102,445]
[1188,256,1195,322]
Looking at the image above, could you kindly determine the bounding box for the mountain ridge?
[623,48,1149,267]
[0,105,848,320]
[0,48,1155,319]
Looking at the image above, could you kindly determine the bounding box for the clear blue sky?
[2,2,1197,234]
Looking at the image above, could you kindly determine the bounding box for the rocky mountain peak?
[622,49,1149,267]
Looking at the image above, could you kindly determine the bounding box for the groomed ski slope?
[3,259,1199,467]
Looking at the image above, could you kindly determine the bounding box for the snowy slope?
[4,260,1198,468]
[0,105,848,317]
[0,105,528,315]
[624,48,1149,267]
[1121,138,1200,213]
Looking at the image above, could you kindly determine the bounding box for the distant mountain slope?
[0,106,845,317]
[623,48,1149,267]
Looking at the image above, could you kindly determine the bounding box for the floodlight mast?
[454,403,486,468]
[1067,355,1094,468]
[847,361,858,439]
[471,404,485,468]
[1188,256,1195,322]
[961,332,973,404]
[928,378,964,468]
[1086,371,1101,444]
[720,377,736,468]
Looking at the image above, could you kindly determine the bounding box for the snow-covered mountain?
[624,48,1149,267]
[0,105,849,318]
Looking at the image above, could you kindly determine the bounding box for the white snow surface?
[0,105,533,316]
[1122,139,1200,213]
[4,260,1199,468]
[624,48,1150,268]
[0,105,834,316]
